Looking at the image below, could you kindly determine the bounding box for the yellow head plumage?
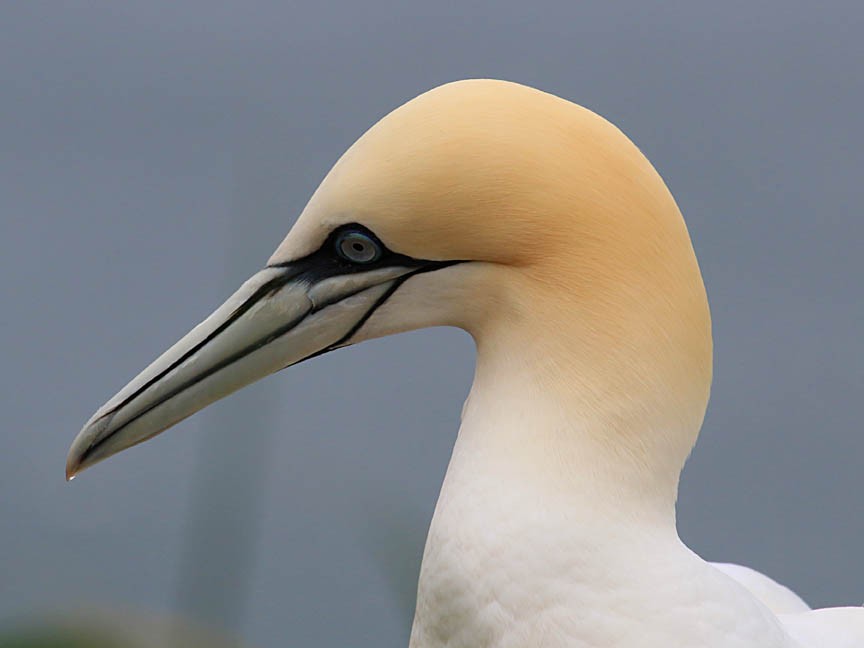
[277,79,712,480]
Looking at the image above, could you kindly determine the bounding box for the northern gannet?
[66,80,862,647]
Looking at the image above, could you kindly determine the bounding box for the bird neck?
[452,269,712,520]
[455,342,683,524]
[410,305,712,647]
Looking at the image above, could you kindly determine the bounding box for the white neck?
[455,350,682,524]
[408,330,789,648]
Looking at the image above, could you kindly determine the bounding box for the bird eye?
[336,230,381,264]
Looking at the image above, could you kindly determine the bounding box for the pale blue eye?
[336,231,381,264]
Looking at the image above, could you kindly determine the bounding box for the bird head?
[66,79,711,479]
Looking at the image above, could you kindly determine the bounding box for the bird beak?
[65,260,428,479]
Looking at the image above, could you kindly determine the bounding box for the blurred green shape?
[0,608,246,648]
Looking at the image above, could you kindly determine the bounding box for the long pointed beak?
[66,262,415,479]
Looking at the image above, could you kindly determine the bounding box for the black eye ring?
[335,230,382,264]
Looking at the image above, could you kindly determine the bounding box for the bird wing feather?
[779,607,864,648]
[710,562,811,614]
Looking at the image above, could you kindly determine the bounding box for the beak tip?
[65,445,86,481]
[65,414,107,482]
[66,439,105,481]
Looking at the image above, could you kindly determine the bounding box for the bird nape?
[66,79,863,648]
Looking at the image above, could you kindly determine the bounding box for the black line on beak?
[330,259,462,348]
[96,267,303,423]
[77,274,378,465]
[301,259,463,364]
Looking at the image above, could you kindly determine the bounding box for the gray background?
[1,1,861,646]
